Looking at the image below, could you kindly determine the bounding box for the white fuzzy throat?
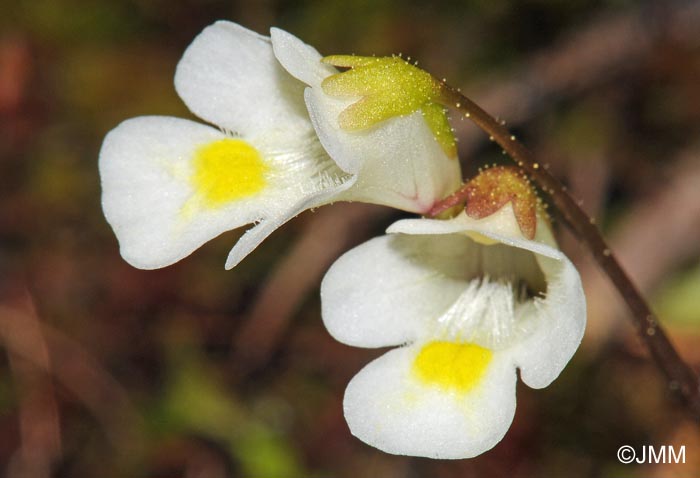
[434,277,541,350]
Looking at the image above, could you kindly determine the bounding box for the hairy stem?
[435,83,700,418]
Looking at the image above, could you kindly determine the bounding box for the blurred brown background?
[1,0,700,477]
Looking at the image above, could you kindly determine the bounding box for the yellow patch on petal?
[413,341,492,392]
[191,139,268,208]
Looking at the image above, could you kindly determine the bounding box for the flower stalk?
[433,82,700,418]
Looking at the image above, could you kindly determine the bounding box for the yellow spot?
[191,139,268,208]
[413,341,492,392]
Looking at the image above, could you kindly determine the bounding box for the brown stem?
[435,83,700,418]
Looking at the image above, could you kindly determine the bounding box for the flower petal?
[508,253,586,388]
[101,116,249,268]
[321,233,507,348]
[175,21,309,139]
[269,27,336,88]
[224,176,356,270]
[343,343,517,458]
[387,204,562,259]
[99,116,323,269]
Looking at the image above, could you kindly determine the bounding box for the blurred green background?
[1,0,699,477]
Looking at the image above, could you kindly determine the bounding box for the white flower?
[320,205,586,459]
[99,22,460,270]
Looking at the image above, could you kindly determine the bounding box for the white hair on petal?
[432,276,541,350]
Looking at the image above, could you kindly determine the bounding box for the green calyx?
[321,55,457,158]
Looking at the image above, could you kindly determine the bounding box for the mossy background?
[1,1,699,477]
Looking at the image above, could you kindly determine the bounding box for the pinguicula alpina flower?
[99,21,460,270]
[320,169,586,459]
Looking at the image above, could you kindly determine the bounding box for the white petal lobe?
[344,345,517,459]
[321,234,472,348]
[175,21,309,138]
[387,206,562,259]
[270,28,336,87]
[509,254,586,388]
[99,116,276,269]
